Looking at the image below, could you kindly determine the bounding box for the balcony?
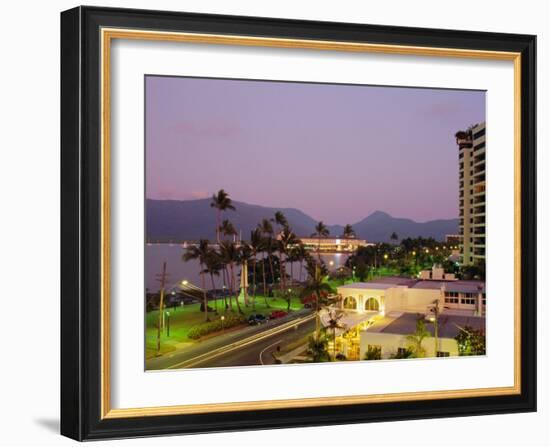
[474,182,486,194]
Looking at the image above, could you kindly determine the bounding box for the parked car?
[269,310,288,319]
[248,314,267,325]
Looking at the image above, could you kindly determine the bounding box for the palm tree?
[300,261,333,338]
[325,309,346,358]
[307,332,331,363]
[219,219,237,241]
[182,240,211,322]
[219,240,242,314]
[249,229,264,310]
[390,231,399,243]
[203,249,222,313]
[406,315,431,358]
[278,226,299,291]
[342,224,356,239]
[272,211,288,234]
[292,243,308,283]
[259,218,276,289]
[210,189,235,243]
[311,221,329,261]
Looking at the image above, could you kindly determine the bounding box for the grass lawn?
[146,293,304,359]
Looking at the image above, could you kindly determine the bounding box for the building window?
[343,296,357,310]
[365,297,379,311]
[461,298,476,305]
[437,351,450,357]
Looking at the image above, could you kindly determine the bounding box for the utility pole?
[156,261,168,355]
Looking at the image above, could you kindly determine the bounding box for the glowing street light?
[181,280,189,286]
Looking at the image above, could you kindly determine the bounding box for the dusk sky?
[145,76,485,225]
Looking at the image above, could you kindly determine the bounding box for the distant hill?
[146,199,458,243]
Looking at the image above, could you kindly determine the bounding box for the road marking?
[259,339,283,365]
[167,313,315,369]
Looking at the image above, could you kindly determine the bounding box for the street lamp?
[221,315,225,334]
[181,280,189,286]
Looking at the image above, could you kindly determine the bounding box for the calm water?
[145,244,349,293]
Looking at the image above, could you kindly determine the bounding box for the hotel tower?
[456,122,486,266]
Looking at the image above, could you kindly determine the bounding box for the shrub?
[187,314,247,340]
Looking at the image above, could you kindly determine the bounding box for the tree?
[300,260,333,337]
[325,310,346,358]
[278,226,299,292]
[249,228,264,309]
[259,219,276,292]
[210,189,235,243]
[203,249,223,312]
[219,219,237,241]
[455,325,486,356]
[390,231,399,243]
[291,243,308,283]
[219,240,242,313]
[272,211,288,232]
[311,221,329,261]
[405,315,431,358]
[307,331,331,363]
[183,240,211,321]
[342,224,356,239]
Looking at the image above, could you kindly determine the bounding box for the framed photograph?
[61,6,536,441]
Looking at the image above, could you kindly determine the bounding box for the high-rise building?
[456,122,486,266]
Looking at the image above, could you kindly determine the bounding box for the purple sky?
[145,76,485,225]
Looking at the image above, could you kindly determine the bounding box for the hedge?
[187,314,247,340]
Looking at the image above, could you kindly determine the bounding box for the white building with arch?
[329,277,486,360]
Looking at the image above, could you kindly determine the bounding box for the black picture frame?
[61,5,536,441]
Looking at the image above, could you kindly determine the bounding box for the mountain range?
[146,198,458,243]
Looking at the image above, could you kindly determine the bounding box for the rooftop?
[338,282,398,290]
[412,280,485,293]
[380,312,486,338]
[338,278,485,293]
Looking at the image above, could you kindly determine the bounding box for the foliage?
[405,315,431,358]
[328,266,352,285]
[389,348,416,359]
[307,332,331,363]
[342,224,356,239]
[364,345,382,360]
[187,314,247,340]
[460,262,486,280]
[455,325,486,356]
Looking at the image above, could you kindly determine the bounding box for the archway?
[365,297,380,311]
[343,296,357,310]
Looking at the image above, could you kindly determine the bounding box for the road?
[146,310,315,370]
[196,318,315,368]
